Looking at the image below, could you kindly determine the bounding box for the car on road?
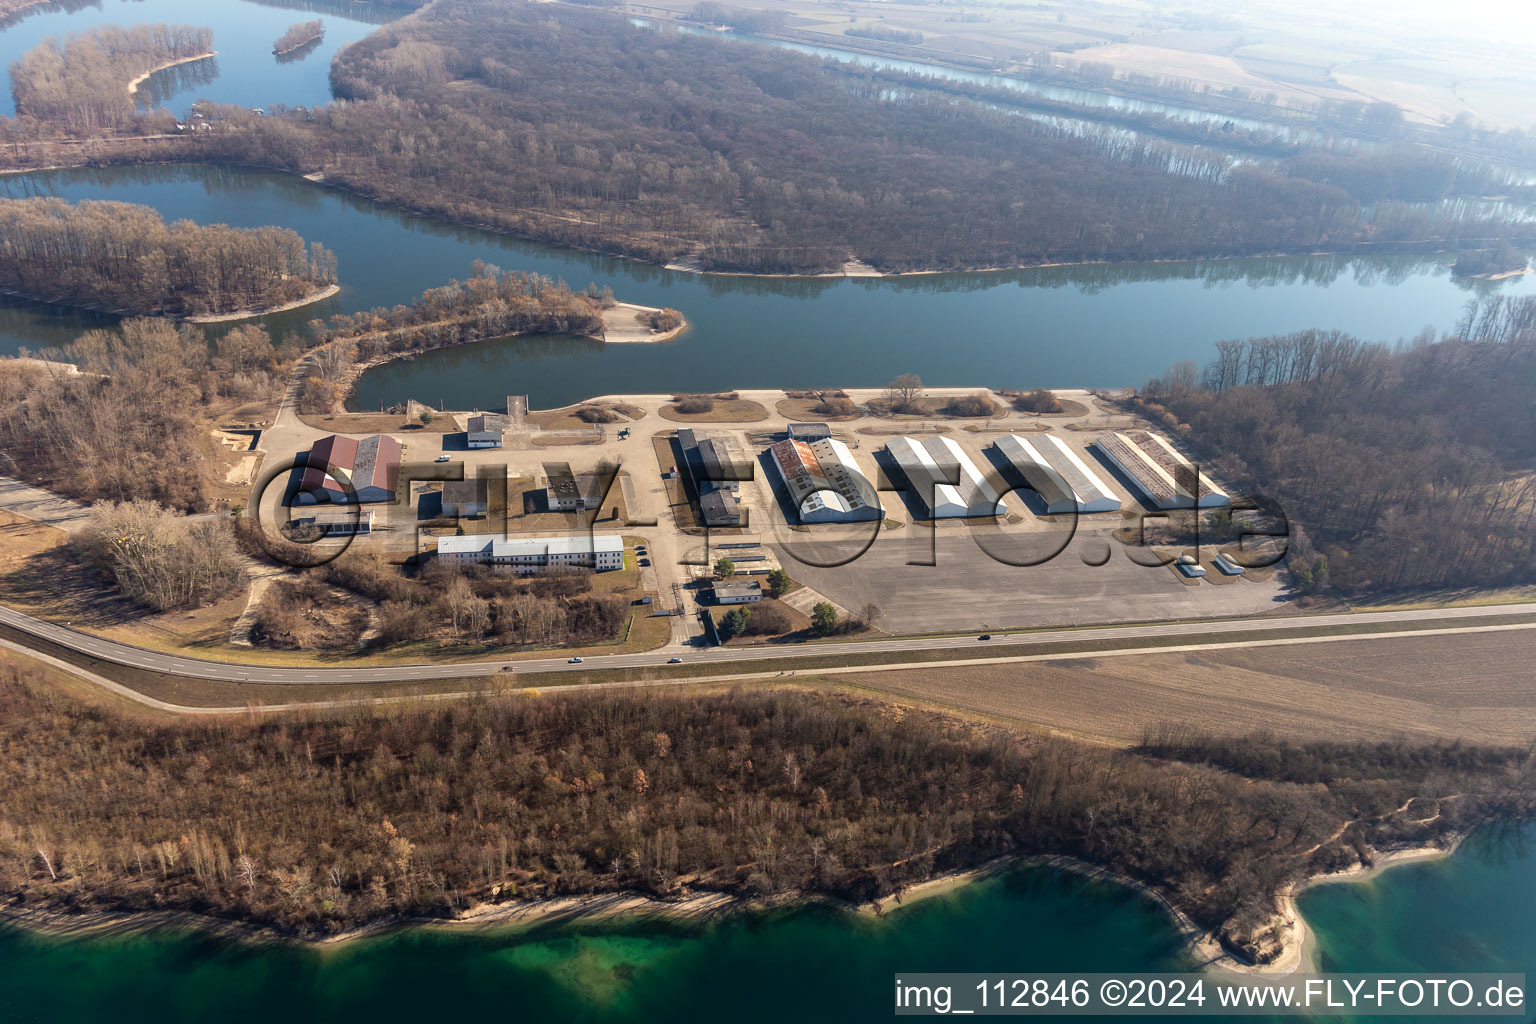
[667,657,683,664]
[499,666,514,672]
[433,454,451,463]
[978,634,991,640]
[568,657,584,664]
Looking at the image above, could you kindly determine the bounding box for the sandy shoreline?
[184,283,341,323]
[0,841,1457,969]
[126,52,218,97]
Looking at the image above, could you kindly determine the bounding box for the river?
[1,833,1532,1022]
[2,164,1534,410]
[0,6,1533,1016]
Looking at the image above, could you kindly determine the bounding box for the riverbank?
[184,283,340,323]
[0,840,1462,975]
[125,52,218,97]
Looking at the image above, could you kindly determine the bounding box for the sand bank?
[126,52,217,97]
[184,283,340,323]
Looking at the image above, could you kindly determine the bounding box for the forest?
[273,20,323,56]
[1138,296,1536,593]
[0,318,296,509]
[0,197,337,318]
[133,0,1518,275]
[9,24,212,132]
[0,673,1530,962]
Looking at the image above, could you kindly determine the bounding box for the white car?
[434,454,451,463]
[568,656,584,664]
[667,657,683,664]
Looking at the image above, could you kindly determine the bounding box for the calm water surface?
[2,164,1533,409]
[2,835,1532,1023]
[0,0,398,118]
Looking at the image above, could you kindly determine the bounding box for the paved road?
[3,600,1533,686]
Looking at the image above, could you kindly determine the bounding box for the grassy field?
[658,398,770,422]
[834,628,1536,746]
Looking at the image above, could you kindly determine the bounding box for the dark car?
[639,558,651,566]
[978,634,992,640]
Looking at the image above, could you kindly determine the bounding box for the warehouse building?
[994,434,1120,515]
[677,429,745,494]
[886,435,1006,519]
[1094,431,1229,509]
[767,437,882,524]
[466,413,508,449]
[700,489,743,527]
[296,434,401,504]
[435,534,624,573]
[787,422,831,442]
[711,580,763,605]
[441,478,489,519]
[541,467,607,512]
[290,508,374,536]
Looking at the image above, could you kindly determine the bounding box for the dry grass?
[526,402,640,431]
[659,398,770,423]
[774,396,861,421]
[298,412,449,435]
[837,630,1536,746]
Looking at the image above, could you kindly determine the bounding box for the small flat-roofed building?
[442,478,489,519]
[886,435,1005,519]
[767,437,882,524]
[995,434,1120,515]
[1094,431,1228,510]
[711,580,763,605]
[296,434,401,504]
[291,508,374,536]
[542,468,606,511]
[700,488,742,527]
[787,422,831,442]
[466,414,504,449]
[436,534,623,574]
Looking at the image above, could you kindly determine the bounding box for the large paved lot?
[776,527,1286,632]
[833,628,1536,745]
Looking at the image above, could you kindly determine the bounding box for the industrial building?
[435,534,624,574]
[296,434,402,504]
[994,434,1120,515]
[677,429,749,527]
[541,467,607,512]
[1094,431,1230,510]
[767,437,882,524]
[441,479,489,519]
[886,435,1006,519]
[787,422,832,442]
[711,580,764,604]
[290,508,374,536]
[700,489,743,526]
[466,413,508,449]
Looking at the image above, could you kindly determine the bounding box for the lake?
[2,833,1533,1022]
[3,164,1534,410]
[0,0,401,118]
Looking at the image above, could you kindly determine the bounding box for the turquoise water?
[0,866,1191,1021]
[1,837,1531,1022]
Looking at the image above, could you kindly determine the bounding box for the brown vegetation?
[252,578,368,650]
[1009,388,1064,414]
[941,393,1001,417]
[642,307,685,333]
[273,20,323,56]
[1140,302,1536,593]
[71,501,244,611]
[10,24,212,132]
[0,197,336,318]
[0,673,1528,957]
[0,319,294,509]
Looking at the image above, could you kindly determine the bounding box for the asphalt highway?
[3,601,1534,685]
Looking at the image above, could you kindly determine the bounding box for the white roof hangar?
[995,434,1120,515]
[767,437,882,524]
[886,435,1005,519]
[1094,431,1229,510]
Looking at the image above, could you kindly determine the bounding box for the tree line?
[72,500,244,611]
[298,263,604,413]
[9,24,213,133]
[1138,300,1536,593]
[0,197,337,317]
[0,672,1529,960]
[0,318,297,509]
[136,0,1521,276]
[273,20,323,56]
